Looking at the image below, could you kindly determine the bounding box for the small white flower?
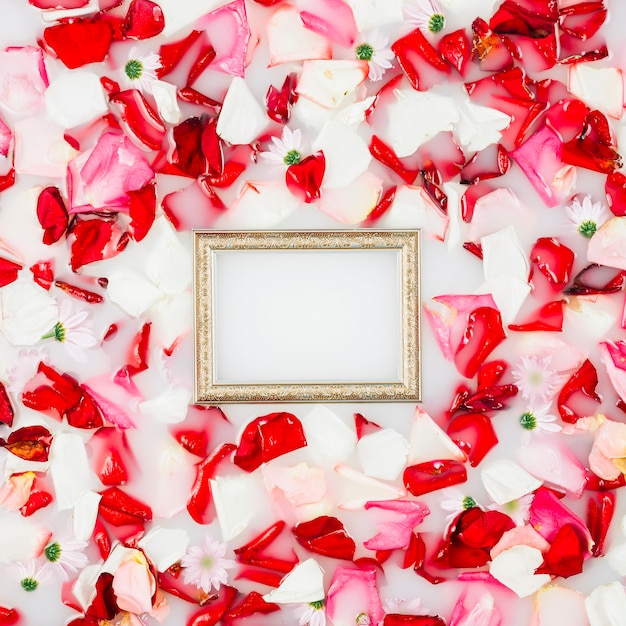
[296,600,326,626]
[519,400,562,445]
[41,299,97,361]
[12,559,51,592]
[180,537,236,594]
[120,47,161,93]
[41,537,89,581]
[511,355,561,404]
[440,487,481,523]
[403,0,446,34]
[565,194,611,238]
[355,29,394,82]
[488,493,534,526]
[260,126,304,166]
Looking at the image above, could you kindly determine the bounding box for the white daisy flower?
[260,126,304,166]
[296,600,326,626]
[519,400,562,445]
[121,47,161,93]
[511,355,561,404]
[41,299,97,362]
[12,559,50,592]
[488,493,534,527]
[403,0,446,34]
[180,537,236,594]
[41,537,89,581]
[440,487,481,524]
[355,29,394,82]
[565,194,611,239]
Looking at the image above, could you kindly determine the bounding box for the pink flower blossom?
[112,549,156,615]
[511,355,561,404]
[180,537,236,594]
[326,566,384,626]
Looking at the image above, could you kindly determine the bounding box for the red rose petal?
[157,30,202,78]
[293,516,356,560]
[535,523,585,578]
[0,382,14,427]
[365,186,397,223]
[85,572,117,621]
[490,0,558,39]
[123,321,151,377]
[233,412,307,472]
[128,182,156,242]
[587,491,615,557]
[43,19,113,69]
[0,257,21,288]
[20,489,53,517]
[459,144,510,184]
[606,171,626,217]
[187,586,237,626]
[477,360,508,389]
[170,117,209,178]
[36,186,69,245]
[285,151,326,204]
[54,280,104,304]
[185,44,216,86]
[471,17,515,72]
[30,0,88,7]
[109,90,166,150]
[438,28,471,75]
[222,591,279,620]
[530,237,575,291]
[0,425,53,462]
[354,412,382,439]
[122,0,165,40]
[457,384,518,412]
[69,219,118,272]
[384,616,446,626]
[446,412,498,467]
[560,2,607,40]
[266,72,298,124]
[508,300,565,332]
[173,428,209,458]
[565,263,626,296]
[98,486,152,526]
[404,460,468,497]
[369,135,418,184]
[558,359,602,424]
[0,607,19,626]
[30,261,54,290]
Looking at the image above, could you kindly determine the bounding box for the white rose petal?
[296,60,368,109]
[138,527,190,572]
[477,275,531,326]
[151,80,182,124]
[151,291,193,349]
[569,64,623,120]
[455,99,510,152]
[147,217,192,294]
[211,474,264,541]
[216,76,267,145]
[443,182,466,251]
[72,564,101,610]
[481,459,542,505]
[73,490,102,542]
[334,462,405,510]
[343,0,403,29]
[565,294,622,341]
[489,545,550,597]
[138,386,192,423]
[262,558,325,604]
[607,542,626,576]
[159,0,230,36]
[302,406,356,468]
[0,280,58,346]
[357,428,410,481]
[585,583,626,626]
[318,171,382,224]
[0,517,50,562]
[532,587,589,626]
[408,407,465,465]
[587,216,626,270]
[107,269,164,317]
[44,70,108,128]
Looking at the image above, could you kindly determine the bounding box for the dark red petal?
[383,616,446,626]
[392,28,451,91]
[530,237,575,290]
[128,182,156,242]
[508,300,565,332]
[85,573,117,621]
[462,241,483,259]
[36,187,69,245]
[30,261,54,290]
[109,90,166,150]
[170,118,209,178]
[606,171,626,216]
[545,98,590,143]
[285,151,326,204]
[354,412,382,439]
[471,17,515,72]
[122,0,165,40]
[369,135,418,184]
[266,72,298,124]
[187,586,237,626]
[565,263,626,296]
[0,382,14,427]
[222,591,279,620]
[438,28,471,75]
[126,322,151,376]
[446,412,498,467]
[98,486,152,526]
[403,460,468,497]
[201,119,223,178]
[234,520,286,556]
[557,359,602,424]
[459,384,518,412]
[20,489,53,517]
[490,0,558,38]
[187,443,236,524]
[186,44,216,86]
[54,280,104,304]
[459,144,510,184]
[177,86,221,109]
[0,257,21,288]
[292,515,356,560]
[70,219,117,272]
[458,510,515,549]
[477,360,508,389]
[535,524,585,578]
[173,429,209,457]
[365,186,397,223]
[66,389,105,429]
[233,412,307,472]
[157,30,202,78]
[200,161,245,188]
[44,19,113,69]
[587,492,615,557]
[0,425,53,462]
[454,307,507,379]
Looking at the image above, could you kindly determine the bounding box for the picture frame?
[193,230,421,403]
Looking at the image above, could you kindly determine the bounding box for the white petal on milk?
[267,5,331,66]
[14,116,75,178]
[72,563,101,610]
[357,428,410,481]
[408,408,465,465]
[532,587,589,626]
[443,182,466,251]
[211,474,263,541]
[150,291,193,349]
[607,542,626,576]
[343,0,403,29]
[302,405,357,467]
[296,60,368,109]
[585,582,626,626]
[262,462,326,506]
[217,180,302,228]
[383,89,459,157]
[40,0,99,21]
[0,517,50,561]
[0,280,58,346]
[489,545,550,598]
[158,0,230,37]
[318,171,382,224]
[73,490,102,542]
[565,294,622,342]
[139,386,192,423]
[152,79,182,124]
[146,217,192,294]
[455,99,510,153]
[334,96,376,127]
[587,217,626,270]
[481,459,542,505]
[568,64,623,120]
[138,527,190,572]
[107,269,165,317]
[50,432,97,510]
[313,121,371,189]
[334,463,406,510]
[4,450,49,478]
[262,558,325,604]
[375,185,448,239]
[44,70,108,129]
[477,275,531,326]
[216,76,267,145]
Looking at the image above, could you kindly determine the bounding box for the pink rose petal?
[299,0,358,47]
[326,566,384,626]
[0,46,48,114]
[490,525,550,560]
[363,499,430,550]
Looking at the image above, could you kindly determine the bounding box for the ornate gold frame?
[193,230,421,403]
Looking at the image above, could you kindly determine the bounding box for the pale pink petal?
[587,217,626,271]
[0,46,48,114]
[112,555,155,615]
[262,462,326,507]
[599,341,626,403]
[530,586,590,626]
[318,171,383,224]
[82,384,137,429]
[363,499,430,550]
[200,0,250,77]
[588,444,621,481]
[296,60,368,109]
[326,566,384,626]
[0,472,35,510]
[0,115,12,157]
[450,589,502,626]
[490,525,550,560]
[299,0,358,47]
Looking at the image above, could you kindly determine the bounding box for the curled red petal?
[565,263,626,296]
[458,384,518,412]
[559,2,607,40]
[471,17,515,72]
[126,322,151,376]
[530,237,575,290]
[70,219,118,272]
[0,382,14,427]
[157,30,202,78]
[369,136,418,185]
[354,412,382,439]
[0,257,21,288]
[477,360,507,389]
[490,0,558,38]
[285,152,326,204]
[587,491,615,557]
[173,428,209,458]
[93,518,112,560]
[98,486,152,526]
[534,523,585,578]
[223,591,279,620]
[384,615,446,626]
[454,307,506,379]
[0,607,19,625]
[365,185,397,223]
[36,187,69,245]
[558,359,602,424]
[122,0,165,40]
[186,44,216,86]
[438,28,471,75]
[201,161,245,188]
[109,89,166,150]
[187,586,237,626]
[266,72,298,124]
[44,19,113,69]
[508,300,565,332]
[177,86,221,108]
[30,261,54,290]
[234,520,286,556]
[19,489,53,517]
[292,515,356,560]
[459,144,510,184]
[0,425,53,461]
[233,412,307,472]
[446,412,498,467]
[54,280,104,303]
[403,460,467,497]
[606,171,626,217]
[201,119,223,178]
[128,182,156,242]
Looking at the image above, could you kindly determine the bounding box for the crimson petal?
[285,152,325,204]
[44,19,113,69]
[508,300,565,332]
[109,90,166,150]
[535,524,585,578]
[233,412,307,472]
[69,219,117,272]
[187,586,237,626]
[530,237,575,290]
[587,492,615,557]
[157,30,202,78]
[128,182,156,242]
[293,516,356,560]
[438,28,471,75]
[0,257,21,288]
[98,486,152,526]
[122,0,165,40]
[266,72,298,124]
[369,135,418,184]
[30,261,54,291]
[222,591,279,620]
[404,460,467,497]
[446,413,498,467]
[558,359,602,423]
[36,187,69,245]
[20,489,53,517]
[0,382,14,427]
[0,425,53,462]
[384,616,446,626]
